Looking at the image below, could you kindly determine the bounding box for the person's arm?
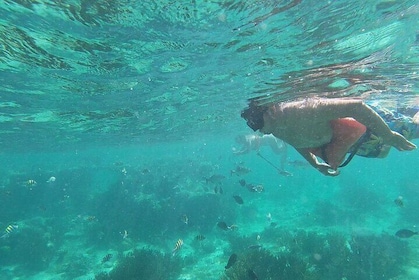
[233,146,250,155]
[296,148,339,176]
[278,141,288,171]
[233,135,255,155]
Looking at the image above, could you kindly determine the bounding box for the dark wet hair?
[241,101,267,131]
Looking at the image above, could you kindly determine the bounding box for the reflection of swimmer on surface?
[241,98,416,176]
[233,133,291,175]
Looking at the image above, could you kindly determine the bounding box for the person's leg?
[315,118,367,170]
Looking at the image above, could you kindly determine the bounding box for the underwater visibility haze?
[1,0,419,279]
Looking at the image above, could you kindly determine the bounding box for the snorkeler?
[233,133,290,175]
[241,97,416,176]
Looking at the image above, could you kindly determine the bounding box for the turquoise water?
[1,1,419,279]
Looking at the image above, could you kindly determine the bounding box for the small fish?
[1,224,18,238]
[239,179,246,187]
[230,165,251,176]
[141,168,151,174]
[225,253,238,269]
[217,221,229,231]
[214,186,219,194]
[101,253,112,264]
[205,174,226,184]
[172,239,183,256]
[181,214,189,225]
[229,224,239,231]
[85,216,96,222]
[233,195,244,204]
[121,230,128,239]
[26,179,37,186]
[270,222,278,227]
[248,244,262,250]
[46,176,56,183]
[266,212,272,222]
[219,186,224,194]
[395,229,419,238]
[247,269,259,280]
[394,196,404,207]
[249,184,264,193]
[195,234,206,241]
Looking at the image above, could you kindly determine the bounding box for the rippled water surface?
[1,0,418,149]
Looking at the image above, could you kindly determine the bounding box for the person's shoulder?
[305,97,363,105]
[320,98,363,105]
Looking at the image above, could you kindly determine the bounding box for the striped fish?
[27,179,37,186]
[195,234,206,241]
[1,224,18,238]
[172,239,183,256]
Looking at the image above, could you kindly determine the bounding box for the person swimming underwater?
[241,97,416,176]
[233,133,290,175]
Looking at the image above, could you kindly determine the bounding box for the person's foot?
[390,132,416,151]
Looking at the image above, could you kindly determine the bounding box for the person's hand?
[388,131,416,151]
[316,162,340,176]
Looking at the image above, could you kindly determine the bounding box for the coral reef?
[222,229,409,280]
[222,248,313,280]
[59,252,91,280]
[94,248,183,280]
[0,223,55,272]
